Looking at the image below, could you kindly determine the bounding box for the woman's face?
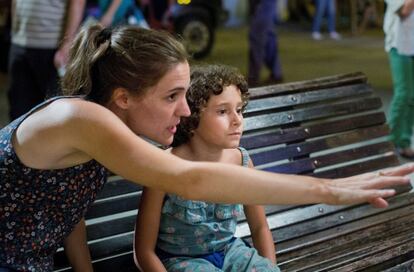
[192,85,244,149]
[127,62,191,146]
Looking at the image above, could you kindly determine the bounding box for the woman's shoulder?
[39,98,125,131]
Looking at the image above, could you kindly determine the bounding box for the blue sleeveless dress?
[156,147,280,271]
[0,97,107,271]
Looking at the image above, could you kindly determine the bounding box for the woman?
[0,24,412,271]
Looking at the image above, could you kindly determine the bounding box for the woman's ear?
[111,87,131,110]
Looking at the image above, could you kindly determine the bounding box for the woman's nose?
[178,98,191,117]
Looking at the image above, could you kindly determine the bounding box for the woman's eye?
[167,93,177,101]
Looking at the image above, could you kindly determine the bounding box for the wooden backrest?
[53,72,411,272]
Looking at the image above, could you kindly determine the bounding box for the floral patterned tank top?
[157,147,250,256]
[0,96,107,271]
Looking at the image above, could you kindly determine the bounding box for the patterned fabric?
[157,147,249,256]
[0,97,107,271]
[162,238,280,272]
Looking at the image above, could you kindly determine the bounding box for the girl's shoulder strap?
[237,146,250,167]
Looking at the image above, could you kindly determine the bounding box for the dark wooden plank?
[329,239,414,272]
[265,141,395,174]
[92,253,138,272]
[241,112,386,149]
[383,258,414,272]
[88,233,134,263]
[245,83,372,115]
[55,233,135,270]
[244,97,382,131]
[277,205,414,271]
[85,192,141,219]
[86,214,137,241]
[249,72,367,99]
[95,178,142,200]
[252,125,390,165]
[286,220,414,272]
[313,155,401,179]
[273,194,414,258]
[313,225,414,272]
[55,249,138,272]
[270,192,414,250]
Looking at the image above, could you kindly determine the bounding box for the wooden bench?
[54,72,414,272]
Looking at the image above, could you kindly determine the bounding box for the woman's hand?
[328,163,414,208]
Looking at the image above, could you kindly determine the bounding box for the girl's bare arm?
[134,188,167,271]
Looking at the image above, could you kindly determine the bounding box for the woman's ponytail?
[61,24,112,96]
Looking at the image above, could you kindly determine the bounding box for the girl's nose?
[232,111,242,125]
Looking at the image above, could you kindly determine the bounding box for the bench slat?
[95,178,141,200]
[86,192,141,219]
[298,223,414,272]
[313,155,401,178]
[383,258,414,272]
[241,112,386,149]
[276,194,414,253]
[265,141,395,174]
[245,83,372,115]
[276,199,414,271]
[251,125,390,165]
[244,97,382,131]
[249,72,367,99]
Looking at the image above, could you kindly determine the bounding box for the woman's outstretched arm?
[72,101,413,206]
[15,99,413,207]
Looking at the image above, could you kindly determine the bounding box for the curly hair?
[172,64,249,147]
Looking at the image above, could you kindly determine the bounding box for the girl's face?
[192,85,244,149]
[127,62,191,146]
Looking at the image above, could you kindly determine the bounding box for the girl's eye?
[217,109,227,115]
[236,108,243,114]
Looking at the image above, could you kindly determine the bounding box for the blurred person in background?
[7,0,85,120]
[311,0,341,40]
[86,0,148,28]
[248,0,283,87]
[384,0,414,159]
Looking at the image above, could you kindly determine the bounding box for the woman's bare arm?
[63,219,93,272]
[14,99,413,206]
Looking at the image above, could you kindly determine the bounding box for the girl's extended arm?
[244,159,276,263]
[14,99,413,206]
[134,188,167,271]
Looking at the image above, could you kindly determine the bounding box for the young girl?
[134,65,280,271]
